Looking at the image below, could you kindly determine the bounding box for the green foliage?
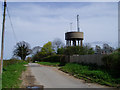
[41,41,54,55]
[26,57,32,63]
[32,42,55,62]
[57,46,94,55]
[102,51,120,77]
[57,47,65,54]
[87,48,94,54]
[60,63,120,87]
[40,55,65,62]
[38,62,60,66]
[32,43,94,62]
[2,61,27,88]
[3,59,26,67]
[117,48,120,52]
[0,74,1,90]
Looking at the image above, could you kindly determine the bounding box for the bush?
[57,47,65,55]
[40,55,65,62]
[32,51,54,62]
[32,42,56,62]
[60,63,120,87]
[3,59,25,67]
[102,52,120,77]
[38,62,60,66]
[57,46,94,55]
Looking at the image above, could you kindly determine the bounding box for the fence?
[65,55,106,66]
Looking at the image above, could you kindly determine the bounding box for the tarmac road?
[28,63,108,88]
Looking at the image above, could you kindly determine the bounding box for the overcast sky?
[0,2,118,59]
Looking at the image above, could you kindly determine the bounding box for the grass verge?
[38,62,60,66]
[2,61,28,88]
[0,74,2,90]
[60,63,120,87]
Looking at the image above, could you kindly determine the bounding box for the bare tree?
[52,38,64,52]
[102,44,114,54]
[84,43,92,49]
[13,41,31,60]
[95,45,102,54]
[32,46,41,55]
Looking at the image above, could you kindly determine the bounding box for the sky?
[0,2,118,59]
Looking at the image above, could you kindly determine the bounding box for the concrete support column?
[66,39,83,47]
[78,40,80,46]
[68,40,69,46]
[75,40,76,46]
[73,40,76,46]
[80,40,83,47]
[68,40,70,46]
[66,40,69,46]
[71,40,73,46]
[70,40,71,46]
[73,40,75,46]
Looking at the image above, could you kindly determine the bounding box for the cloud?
[0,2,118,59]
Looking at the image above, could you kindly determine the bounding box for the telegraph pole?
[0,0,7,74]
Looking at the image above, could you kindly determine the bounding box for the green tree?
[13,41,31,60]
[41,41,55,55]
[64,46,87,55]
[87,48,95,54]
[57,46,94,55]
[32,41,55,62]
[117,48,120,52]
[102,51,120,77]
[57,47,65,54]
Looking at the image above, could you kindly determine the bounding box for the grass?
[38,62,60,66]
[0,74,2,90]
[2,61,28,88]
[60,63,120,87]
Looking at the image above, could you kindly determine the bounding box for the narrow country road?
[28,63,107,88]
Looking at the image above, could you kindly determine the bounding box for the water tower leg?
[78,40,79,46]
[73,40,76,46]
[75,40,76,46]
[66,40,68,46]
[81,40,83,47]
[70,40,71,46]
[73,40,74,46]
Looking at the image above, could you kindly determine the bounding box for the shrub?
[40,55,65,62]
[60,63,120,86]
[57,47,65,55]
[38,62,60,66]
[102,52,120,77]
[32,42,56,62]
[57,46,94,55]
[3,59,25,67]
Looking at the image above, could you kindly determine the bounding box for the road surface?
[28,63,107,88]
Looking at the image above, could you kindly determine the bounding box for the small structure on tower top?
[65,15,84,47]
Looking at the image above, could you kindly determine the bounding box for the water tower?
[65,15,84,47]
